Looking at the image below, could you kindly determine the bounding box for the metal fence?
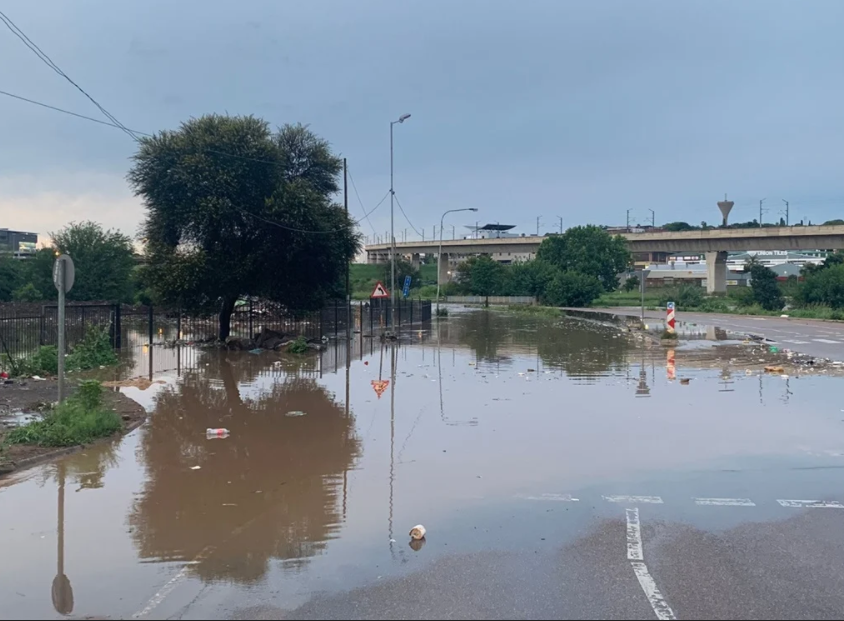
[0,298,432,368]
[444,296,537,305]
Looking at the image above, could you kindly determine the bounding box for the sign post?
[666,301,676,334]
[402,275,411,298]
[53,255,75,403]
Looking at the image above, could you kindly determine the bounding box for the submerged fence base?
[444,296,537,306]
[0,299,432,368]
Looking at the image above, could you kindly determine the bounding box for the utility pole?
[344,158,351,349]
[452,225,456,240]
[626,209,632,231]
[557,216,563,234]
[536,216,541,236]
[759,198,766,227]
[648,209,655,228]
[782,199,789,226]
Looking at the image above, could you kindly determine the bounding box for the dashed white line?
[694,497,756,507]
[777,499,844,509]
[604,495,664,504]
[812,338,841,344]
[626,508,643,561]
[524,493,579,502]
[631,561,677,620]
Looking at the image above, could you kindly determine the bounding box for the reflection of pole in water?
[388,343,397,555]
[635,353,650,397]
[52,463,73,615]
[719,366,735,392]
[343,359,350,521]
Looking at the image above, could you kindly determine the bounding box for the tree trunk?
[218,296,237,341]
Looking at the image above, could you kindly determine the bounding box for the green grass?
[505,304,562,317]
[595,290,662,307]
[4,381,121,448]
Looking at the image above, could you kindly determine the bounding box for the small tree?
[457,255,506,305]
[749,264,784,311]
[51,221,136,302]
[798,264,844,308]
[383,258,420,295]
[623,275,640,292]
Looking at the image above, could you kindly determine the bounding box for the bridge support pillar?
[438,252,450,284]
[705,251,728,294]
[411,253,421,269]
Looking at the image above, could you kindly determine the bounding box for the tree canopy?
[128,115,360,338]
[536,225,630,291]
[749,264,784,311]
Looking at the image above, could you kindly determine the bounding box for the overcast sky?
[2,0,843,245]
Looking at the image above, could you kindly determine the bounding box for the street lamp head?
[398,113,411,123]
[468,208,479,212]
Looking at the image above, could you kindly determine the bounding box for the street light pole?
[437,207,478,317]
[389,113,411,332]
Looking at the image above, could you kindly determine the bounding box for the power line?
[346,167,379,236]
[393,192,423,237]
[0,9,140,141]
[0,88,152,135]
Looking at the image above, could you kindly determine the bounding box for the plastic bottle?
[206,428,230,439]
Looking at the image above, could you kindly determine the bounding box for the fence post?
[39,309,45,346]
[334,301,338,340]
[177,309,182,341]
[248,298,254,338]
[148,304,154,345]
[410,299,414,326]
[114,304,122,349]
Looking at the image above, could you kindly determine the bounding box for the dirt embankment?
[0,379,146,475]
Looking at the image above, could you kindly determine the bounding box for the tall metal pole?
[57,260,66,403]
[558,216,563,234]
[759,198,766,227]
[649,209,655,228]
[640,272,645,326]
[344,158,351,352]
[782,199,789,226]
[390,121,395,331]
[437,208,478,317]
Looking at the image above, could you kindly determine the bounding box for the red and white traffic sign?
[370,281,389,299]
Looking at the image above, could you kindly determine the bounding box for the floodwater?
[1,308,844,619]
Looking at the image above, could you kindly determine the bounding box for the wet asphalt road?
[3,309,844,620]
[586,307,844,360]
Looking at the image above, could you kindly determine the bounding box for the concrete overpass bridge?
[364,225,844,293]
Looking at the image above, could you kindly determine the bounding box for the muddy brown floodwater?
[2,307,844,620]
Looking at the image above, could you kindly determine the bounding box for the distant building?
[727,250,825,271]
[0,228,37,259]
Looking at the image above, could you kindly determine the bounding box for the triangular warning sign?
[370,281,389,299]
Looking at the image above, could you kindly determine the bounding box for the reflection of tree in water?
[536,321,631,378]
[128,351,360,583]
[450,311,512,367]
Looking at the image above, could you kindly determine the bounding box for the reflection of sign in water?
[371,379,390,398]
[402,275,411,297]
[666,348,676,381]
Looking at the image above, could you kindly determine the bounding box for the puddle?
[1,308,843,619]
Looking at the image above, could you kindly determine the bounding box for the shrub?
[26,345,59,376]
[287,336,309,354]
[66,326,118,370]
[5,381,121,447]
[658,285,703,309]
[542,271,603,307]
[435,307,449,317]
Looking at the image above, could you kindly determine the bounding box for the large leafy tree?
[128,115,360,339]
[536,225,630,291]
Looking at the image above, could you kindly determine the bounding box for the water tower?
[717,195,734,227]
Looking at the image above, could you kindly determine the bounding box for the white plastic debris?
[409,525,427,540]
[206,428,230,439]
[190,466,201,470]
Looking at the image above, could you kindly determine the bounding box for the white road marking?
[631,562,677,620]
[780,339,809,344]
[133,546,214,618]
[604,495,664,504]
[694,497,756,506]
[812,338,841,344]
[626,508,643,561]
[524,493,580,502]
[777,499,844,509]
